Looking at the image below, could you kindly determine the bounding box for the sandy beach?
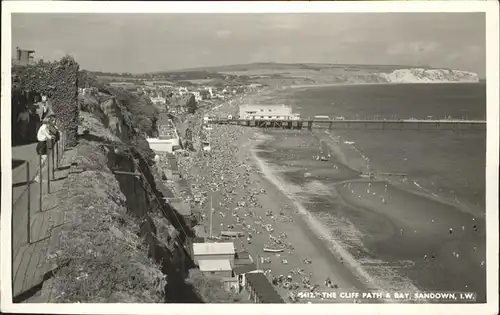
[174,91,384,303]
[173,86,485,303]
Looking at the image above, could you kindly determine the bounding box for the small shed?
[193,242,235,266]
[198,259,233,278]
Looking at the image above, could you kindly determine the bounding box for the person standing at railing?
[17,106,31,143]
[47,115,61,143]
[33,116,59,183]
[36,95,54,127]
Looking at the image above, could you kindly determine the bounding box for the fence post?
[47,140,51,194]
[56,137,59,169]
[39,154,43,214]
[133,174,137,210]
[27,162,31,244]
[52,139,56,179]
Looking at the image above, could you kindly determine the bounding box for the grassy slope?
[45,111,167,303]
[45,85,242,303]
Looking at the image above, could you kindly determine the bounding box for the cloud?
[216,30,231,38]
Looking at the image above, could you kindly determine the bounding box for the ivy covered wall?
[12,55,80,147]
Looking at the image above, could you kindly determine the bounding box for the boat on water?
[263,248,285,253]
[360,172,375,179]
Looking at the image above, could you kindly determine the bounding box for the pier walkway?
[209,118,486,131]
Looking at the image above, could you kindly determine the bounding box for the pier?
[208,118,486,131]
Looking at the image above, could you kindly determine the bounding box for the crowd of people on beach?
[170,93,353,303]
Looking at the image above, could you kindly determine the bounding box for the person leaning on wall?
[33,114,59,183]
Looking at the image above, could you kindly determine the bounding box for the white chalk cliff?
[378,68,479,83]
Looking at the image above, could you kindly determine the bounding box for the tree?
[186,269,240,303]
[185,94,197,114]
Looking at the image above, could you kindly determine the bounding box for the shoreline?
[286,81,482,90]
[316,131,484,219]
[245,98,486,301]
[248,135,400,302]
[251,127,486,301]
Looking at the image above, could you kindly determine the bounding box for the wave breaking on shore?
[248,132,422,302]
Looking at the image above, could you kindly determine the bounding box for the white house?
[150,96,166,105]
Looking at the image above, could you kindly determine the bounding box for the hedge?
[12,56,79,147]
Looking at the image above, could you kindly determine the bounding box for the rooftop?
[235,251,251,260]
[245,272,284,303]
[198,259,232,272]
[171,200,192,216]
[233,262,257,275]
[193,242,235,256]
[234,257,253,267]
[162,188,175,199]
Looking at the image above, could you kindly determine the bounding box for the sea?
[252,83,487,302]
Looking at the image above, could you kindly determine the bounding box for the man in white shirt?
[33,117,55,183]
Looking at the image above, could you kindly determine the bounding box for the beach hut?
[233,262,258,290]
[245,272,284,303]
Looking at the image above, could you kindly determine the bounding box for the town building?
[239,104,295,120]
[192,242,235,266]
[150,96,167,106]
[13,47,35,66]
[147,117,180,153]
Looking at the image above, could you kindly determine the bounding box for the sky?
[11,13,486,77]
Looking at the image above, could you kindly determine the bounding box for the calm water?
[254,83,487,301]
[290,83,486,211]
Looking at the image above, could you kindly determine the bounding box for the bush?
[109,86,159,136]
[186,269,240,303]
